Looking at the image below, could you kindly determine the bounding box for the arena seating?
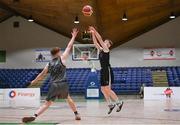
[0,67,179,94]
[0,69,40,88]
[166,67,180,86]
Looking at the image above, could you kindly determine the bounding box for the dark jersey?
[48,57,66,83]
[99,50,114,85]
[99,51,111,68]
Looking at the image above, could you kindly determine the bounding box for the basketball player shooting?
[22,28,81,123]
[89,26,124,114]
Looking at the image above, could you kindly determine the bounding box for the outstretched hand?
[30,80,35,86]
[71,28,79,38]
[26,81,32,87]
[89,26,96,33]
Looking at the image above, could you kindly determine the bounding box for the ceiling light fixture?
[169,12,176,19]
[74,16,79,24]
[28,15,34,22]
[122,12,128,21]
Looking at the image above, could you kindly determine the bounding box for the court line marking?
[1,115,180,123]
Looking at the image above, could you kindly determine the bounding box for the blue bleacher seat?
[0,66,180,94]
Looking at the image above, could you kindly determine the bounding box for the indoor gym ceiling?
[0,0,180,48]
[0,4,13,23]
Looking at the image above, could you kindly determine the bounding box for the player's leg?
[22,83,57,123]
[100,69,112,105]
[107,68,119,102]
[101,86,111,103]
[105,86,123,112]
[22,100,53,123]
[101,86,115,114]
[66,95,81,120]
[35,100,53,116]
[106,86,119,101]
[101,68,116,114]
[107,67,123,112]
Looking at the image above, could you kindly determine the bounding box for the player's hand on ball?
[89,26,96,32]
[89,28,95,34]
[71,28,79,38]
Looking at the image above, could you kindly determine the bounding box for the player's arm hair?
[92,33,102,50]
[61,36,76,60]
[93,29,109,52]
[31,64,48,84]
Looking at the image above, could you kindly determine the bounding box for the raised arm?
[89,26,109,52]
[92,32,102,50]
[31,64,48,85]
[61,28,78,60]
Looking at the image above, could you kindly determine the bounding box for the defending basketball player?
[89,26,123,114]
[22,28,81,123]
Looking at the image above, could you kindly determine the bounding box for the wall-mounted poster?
[35,49,51,62]
[144,48,176,60]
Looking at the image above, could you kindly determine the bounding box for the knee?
[102,87,111,96]
[105,86,111,92]
[101,87,106,93]
[67,96,74,103]
[45,101,53,106]
[104,87,112,95]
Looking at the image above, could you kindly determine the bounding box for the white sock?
[107,98,113,106]
[115,99,122,105]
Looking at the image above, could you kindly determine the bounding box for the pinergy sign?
[9,90,16,98]
[9,90,35,99]
[0,88,40,107]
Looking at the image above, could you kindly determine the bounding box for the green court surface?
[0,123,56,125]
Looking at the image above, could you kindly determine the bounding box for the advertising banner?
[144,87,180,100]
[85,72,101,99]
[144,48,176,60]
[35,49,51,62]
[0,88,40,107]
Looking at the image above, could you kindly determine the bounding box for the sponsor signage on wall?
[143,48,176,60]
[144,87,180,100]
[85,72,101,99]
[35,49,51,62]
[35,48,65,62]
[0,88,40,107]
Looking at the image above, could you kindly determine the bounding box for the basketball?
[82,5,93,16]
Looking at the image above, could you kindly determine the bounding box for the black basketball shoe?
[22,116,36,123]
[75,113,81,120]
[108,104,116,114]
[116,101,124,112]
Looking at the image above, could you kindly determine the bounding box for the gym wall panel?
[111,16,180,67]
[0,16,180,68]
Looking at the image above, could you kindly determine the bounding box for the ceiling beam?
[112,12,180,48]
[0,0,179,49]
[0,1,15,14]
[0,1,82,43]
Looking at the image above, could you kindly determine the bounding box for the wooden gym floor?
[0,97,180,125]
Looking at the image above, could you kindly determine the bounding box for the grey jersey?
[48,57,66,83]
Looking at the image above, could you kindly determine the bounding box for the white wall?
[111,17,180,67]
[0,16,95,68]
[0,16,180,69]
